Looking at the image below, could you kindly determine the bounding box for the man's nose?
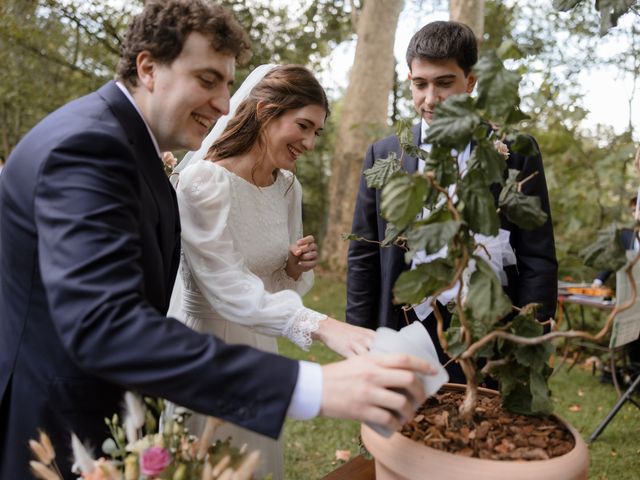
[210,87,231,116]
[424,86,438,108]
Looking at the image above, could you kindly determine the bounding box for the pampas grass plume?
[71,433,95,475]
[124,392,145,430]
[29,461,60,480]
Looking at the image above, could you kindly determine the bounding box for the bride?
[168,64,373,479]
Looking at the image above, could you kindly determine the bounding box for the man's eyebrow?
[411,73,457,82]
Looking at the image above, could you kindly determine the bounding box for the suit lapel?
[97,82,180,297]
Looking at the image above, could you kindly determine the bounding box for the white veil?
[171,64,277,185]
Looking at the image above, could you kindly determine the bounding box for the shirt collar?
[115,81,162,159]
[420,118,429,145]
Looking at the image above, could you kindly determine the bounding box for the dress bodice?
[225,169,295,292]
[169,160,324,349]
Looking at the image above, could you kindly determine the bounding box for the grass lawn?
[277,275,640,479]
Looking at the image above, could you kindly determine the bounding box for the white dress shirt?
[410,120,515,320]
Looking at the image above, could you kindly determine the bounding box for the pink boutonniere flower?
[162,152,177,170]
[493,139,509,158]
[140,447,171,476]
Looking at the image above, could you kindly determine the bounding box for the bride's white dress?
[168,159,325,479]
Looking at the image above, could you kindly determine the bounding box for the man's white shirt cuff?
[286,360,323,420]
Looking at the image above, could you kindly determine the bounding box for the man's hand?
[285,235,318,280]
[320,354,435,432]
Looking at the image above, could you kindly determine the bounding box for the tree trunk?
[321,0,404,272]
[450,0,485,41]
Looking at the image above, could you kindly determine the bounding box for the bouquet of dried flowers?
[29,393,263,480]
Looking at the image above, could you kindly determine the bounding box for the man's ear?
[136,51,156,91]
[465,72,477,93]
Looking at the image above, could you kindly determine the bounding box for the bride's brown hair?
[205,65,329,165]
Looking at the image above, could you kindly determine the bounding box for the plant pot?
[361,384,589,480]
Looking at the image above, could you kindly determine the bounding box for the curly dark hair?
[117,0,251,87]
[406,21,478,75]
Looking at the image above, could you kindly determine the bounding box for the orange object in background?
[565,286,614,297]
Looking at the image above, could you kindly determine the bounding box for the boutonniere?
[162,151,178,173]
[493,139,509,158]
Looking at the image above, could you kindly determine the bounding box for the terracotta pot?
[361,384,589,480]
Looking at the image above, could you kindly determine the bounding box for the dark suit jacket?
[595,228,635,284]
[346,122,558,331]
[0,82,298,479]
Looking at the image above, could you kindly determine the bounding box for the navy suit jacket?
[0,82,298,479]
[595,228,636,284]
[347,122,558,331]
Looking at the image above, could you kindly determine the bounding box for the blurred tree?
[322,0,405,271]
[450,0,485,40]
[0,0,138,158]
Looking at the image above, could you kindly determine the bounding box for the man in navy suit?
[347,21,558,384]
[0,2,432,477]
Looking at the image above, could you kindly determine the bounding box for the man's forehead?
[409,58,465,77]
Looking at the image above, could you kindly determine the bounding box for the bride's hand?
[285,235,318,280]
[312,317,375,357]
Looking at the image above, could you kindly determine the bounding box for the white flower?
[493,139,509,158]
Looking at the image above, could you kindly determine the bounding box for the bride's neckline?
[213,160,281,189]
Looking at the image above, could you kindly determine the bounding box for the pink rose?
[162,152,177,170]
[140,447,171,476]
[493,139,509,158]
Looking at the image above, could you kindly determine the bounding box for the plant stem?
[459,358,478,421]
[461,250,640,359]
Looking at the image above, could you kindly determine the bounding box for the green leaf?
[502,384,534,415]
[494,362,525,397]
[381,223,402,247]
[341,233,361,241]
[580,224,629,271]
[496,39,524,61]
[510,314,543,338]
[393,259,455,305]
[380,172,429,229]
[396,119,414,145]
[425,94,481,149]
[465,257,512,338]
[444,326,468,358]
[425,146,459,190]
[364,153,401,189]
[504,106,530,125]
[508,133,536,156]
[459,169,500,235]
[498,171,548,230]
[475,51,522,120]
[406,219,462,255]
[529,369,553,415]
[402,142,429,161]
[467,139,507,185]
[514,342,554,370]
[552,0,582,10]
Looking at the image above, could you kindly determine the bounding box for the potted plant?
[352,43,636,480]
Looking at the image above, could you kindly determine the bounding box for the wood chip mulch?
[400,390,575,461]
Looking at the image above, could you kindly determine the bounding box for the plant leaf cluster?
[363,45,554,416]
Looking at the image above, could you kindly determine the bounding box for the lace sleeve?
[176,161,325,348]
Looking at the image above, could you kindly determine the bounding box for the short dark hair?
[406,21,478,75]
[117,0,251,87]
